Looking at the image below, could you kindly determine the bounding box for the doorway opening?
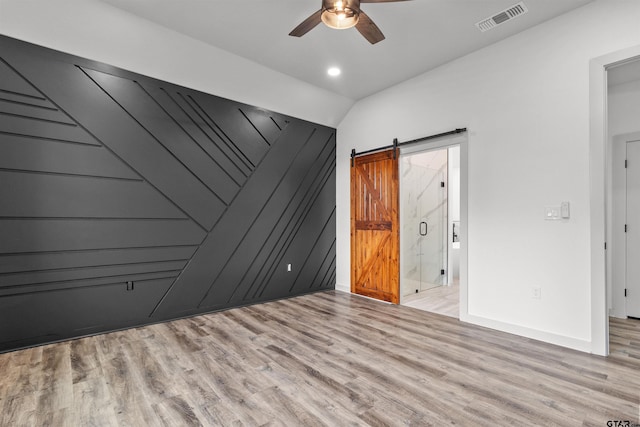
[606,57,640,356]
[348,129,468,321]
[400,142,461,318]
[589,44,640,356]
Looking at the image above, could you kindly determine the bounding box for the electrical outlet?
[531,287,541,299]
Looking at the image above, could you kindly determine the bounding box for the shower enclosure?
[401,149,448,297]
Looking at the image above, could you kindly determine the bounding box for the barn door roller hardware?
[350,128,467,166]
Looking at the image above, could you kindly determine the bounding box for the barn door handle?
[419,221,428,236]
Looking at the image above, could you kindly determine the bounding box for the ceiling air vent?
[475,2,529,32]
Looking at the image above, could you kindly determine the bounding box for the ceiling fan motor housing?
[321,0,361,29]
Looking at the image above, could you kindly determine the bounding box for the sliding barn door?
[351,149,399,303]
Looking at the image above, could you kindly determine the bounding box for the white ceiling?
[100,0,594,100]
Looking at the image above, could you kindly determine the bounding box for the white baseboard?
[609,308,627,319]
[334,282,350,293]
[460,313,592,353]
[334,282,592,353]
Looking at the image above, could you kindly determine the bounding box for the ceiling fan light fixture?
[321,0,360,30]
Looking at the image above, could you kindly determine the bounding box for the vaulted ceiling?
[101,0,594,100]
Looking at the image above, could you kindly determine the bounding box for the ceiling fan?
[289,0,410,45]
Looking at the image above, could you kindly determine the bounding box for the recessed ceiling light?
[327,67,341,77]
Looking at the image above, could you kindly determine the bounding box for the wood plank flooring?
[402,282,459,318]
[1,290,639,426]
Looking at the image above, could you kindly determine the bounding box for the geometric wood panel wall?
[0,36,336,352]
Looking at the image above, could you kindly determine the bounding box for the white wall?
[336,0,640,352]
[0,0,353,128]
[609,80,640,137]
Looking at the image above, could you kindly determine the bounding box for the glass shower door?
[401,150,448,296]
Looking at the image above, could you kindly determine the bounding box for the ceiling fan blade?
[355,11,385,44]
[360,0,411,3]
[289,10,323,37]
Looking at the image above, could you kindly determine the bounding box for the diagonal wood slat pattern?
[0,291,638,425]
[0,35,336,352]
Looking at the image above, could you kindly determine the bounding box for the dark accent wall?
[0,36,336,353]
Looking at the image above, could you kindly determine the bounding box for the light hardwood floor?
[402,282,459,318]
[1,291,639,426]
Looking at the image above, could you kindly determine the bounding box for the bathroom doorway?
[400,144,460,318]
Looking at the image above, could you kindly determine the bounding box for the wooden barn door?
[351,149,399,303]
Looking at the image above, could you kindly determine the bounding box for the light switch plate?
[545,206,560,220]
[561,201,570,219]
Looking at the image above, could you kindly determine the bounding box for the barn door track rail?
[350,128,467,166]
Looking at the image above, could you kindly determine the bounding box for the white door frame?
[590,45,640,356]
